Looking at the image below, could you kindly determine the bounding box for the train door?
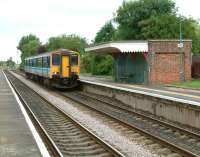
[62,55,69,78]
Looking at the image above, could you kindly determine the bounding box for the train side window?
[33,58,36,67]
[47,56,50,67]
[43,57,48,68]
[52,54,60,65]
[71,55,78,65]
[42,57,45,67]
[39,57,42,67]
[36,58,38,67]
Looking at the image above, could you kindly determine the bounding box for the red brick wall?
[148,40,192,85]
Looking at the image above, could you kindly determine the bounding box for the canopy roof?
[85,41,148,54]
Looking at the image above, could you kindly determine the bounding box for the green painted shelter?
[85,41,149,84]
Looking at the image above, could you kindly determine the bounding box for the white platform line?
[3,71,50,157]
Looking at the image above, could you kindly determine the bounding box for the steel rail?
[6,71,125,157]
[60,91,199,157]
[6,71,63,157]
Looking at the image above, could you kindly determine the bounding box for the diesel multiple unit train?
[24,49,80,88]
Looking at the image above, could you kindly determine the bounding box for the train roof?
[25,49,78,60]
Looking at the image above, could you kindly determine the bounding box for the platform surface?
[0,70,42,157]
[80,75,200,103]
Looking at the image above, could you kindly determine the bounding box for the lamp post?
[178,16,185,82]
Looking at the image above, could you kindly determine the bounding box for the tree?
[6,57,15,68]
[114,0,200,53]
[37,45,47,54]
[114,0,176,39]
[46,34,87,54]
[86,21,115,75]
[17,34,40,65]
[94,21,116,43]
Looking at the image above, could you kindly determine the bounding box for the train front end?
[51,50,80,88]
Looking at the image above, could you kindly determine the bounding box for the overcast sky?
[0,0,200,62]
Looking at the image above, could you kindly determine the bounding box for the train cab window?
[52,54,60,65]
[70,55,78,66]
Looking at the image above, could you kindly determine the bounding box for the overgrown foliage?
[114,0,200,53]
[0,57,16,69]
[17,0,200,74]
[17,34,88,68]
[17,34,41,66]
[94,21,116,43]
[46,34,87,54]
[6,57,15,68]
[82,21,115,75]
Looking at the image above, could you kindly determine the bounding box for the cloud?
[0,0,122,62]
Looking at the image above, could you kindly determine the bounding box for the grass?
[173,79,200,90]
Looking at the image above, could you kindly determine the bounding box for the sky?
[0,0,200,63]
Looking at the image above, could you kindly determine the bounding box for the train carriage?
[24,49,80,88]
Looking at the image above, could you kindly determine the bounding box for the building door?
[62,55,69,78]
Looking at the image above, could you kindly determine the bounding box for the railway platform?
[0,70,42,157]
[80,75,200,103]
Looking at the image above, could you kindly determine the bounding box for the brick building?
[85,40,192,85]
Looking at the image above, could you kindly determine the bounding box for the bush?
[81,53,114,75]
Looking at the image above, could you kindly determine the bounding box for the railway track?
[10,70,200,156]
[59,91,200,157]
[5,71,124,157]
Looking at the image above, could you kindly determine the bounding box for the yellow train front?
[24,49,80,88]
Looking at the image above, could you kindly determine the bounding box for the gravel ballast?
[11,72,159,157]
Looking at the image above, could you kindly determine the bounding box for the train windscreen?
[52,54,60,65]
[70,55,78,66]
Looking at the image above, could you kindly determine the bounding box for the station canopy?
[85,41,148,54]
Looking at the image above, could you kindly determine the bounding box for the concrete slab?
[0,71,42,157]
[80,75,200,103]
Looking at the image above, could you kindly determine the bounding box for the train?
[24,49,80,88]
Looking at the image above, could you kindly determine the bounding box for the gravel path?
[11,72,159,157]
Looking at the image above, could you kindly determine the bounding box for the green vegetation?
[17,34,41,66]
[81,21,115,75]
[114,0,200,53]
[173,80,200,89]
[0,57,16,69]
[17,34,87,68]
[17,0,200,76]
[94,21,116,43]
[46,34,87,54]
